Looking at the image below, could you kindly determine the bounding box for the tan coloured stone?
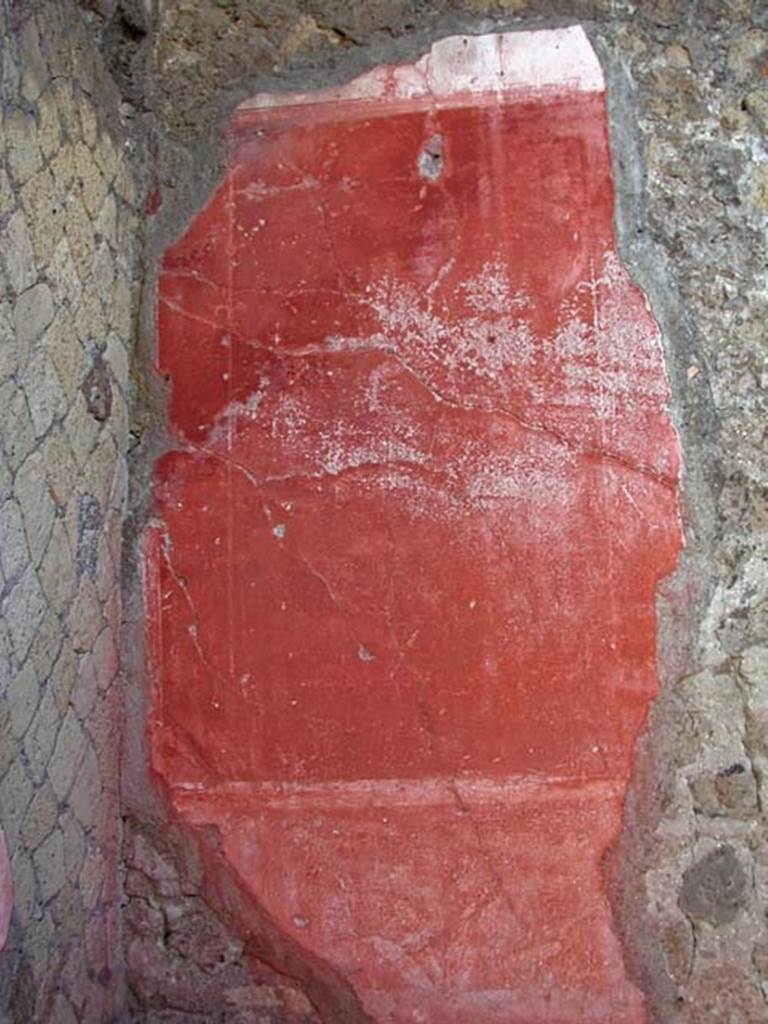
[77,92,99,150]
[5,109,43,185]
[727,28,768,84]
[49,78,80,138]
[7,661,40,742]
[0,498,30,582]
[80,430,117,510]
[2,566,47,663]
[61,812,86,880]
[49,143,77,196]
[38,520,77,617]
[20,782,58,851]
[0,380,36,469]
[105,330,130,395]
[74,141,109,220]
[14,452,56,565]
[20,17,49,104]
[65,188,100,279]
[50,994,78,1024]
[9,845,37,931]
[73,651,100,720]
[28,606,64,683]
[91,241,116,310]
[50,643,77,716]
[1,209,37,294]
[39,424,79,513]
[0,167,13,217]
[94,191,118,243]
[33,829,66,903]
[63,392,101,468]
[109,271,133,341]
[67,577,105,655]
[20,168,67,268]
[14,283,54,351]
[0,757,34,853]
[21,349,67,437]
[72,281,106,346]
[36,89,62,161]
[0,302,19,382]
[24,683,62,786]
[44,315,90,403]
[0,450,11,506]
[47,711,86,802]
[68,740,101,831]
[47,238,83,314]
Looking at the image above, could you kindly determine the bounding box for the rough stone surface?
[0,1,139,1020]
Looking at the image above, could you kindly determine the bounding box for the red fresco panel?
[147,27,682,1022]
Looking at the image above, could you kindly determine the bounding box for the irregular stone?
[61,812,86,880]
[20,168,67,268]
[38,520,77,617]
[64,192,97,278]
[94,192,118,244]
[74,140,109,220]
[727,28,768,84]
[0,303,18,383]
[679,845,749,926]
[741,646,768,688]
[63,393,101,468]
[28,606,64,683]
[68,740,101,831]
[21,350,67,437]
[24,683,62,786]
[32,829,66,904]
[2,566,47,664]
[9,845,37,934]
[6,662,41,743]
[0,499,30,583]
[20,783,58,852]
[49,643,77,716]
[0,375,36,471]
[5,109,43,185]
[47,238,83,315]
[19,16,49,104]
[36,89,63,161]
[44,314,90,403]
[14,452,55,566]
[39,425,79,513]
[1,209,37,295]
[14,283,54,352]
[47,711,86,802]
[0,758,34,854]
[0,167,13,217]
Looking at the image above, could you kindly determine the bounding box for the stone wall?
[126,2,767,1022]
[0,0,765,1021]
[0,1,139,1020]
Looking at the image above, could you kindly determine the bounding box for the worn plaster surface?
[145,27,683,1022]
[124,2,768,1023]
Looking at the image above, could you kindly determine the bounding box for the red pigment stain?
[147,28,681,1023]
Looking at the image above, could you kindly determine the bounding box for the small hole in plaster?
[418,133,444,181]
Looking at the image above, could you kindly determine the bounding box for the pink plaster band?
[0,830,12,952]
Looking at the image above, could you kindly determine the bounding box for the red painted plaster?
[148,28,682,1022]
